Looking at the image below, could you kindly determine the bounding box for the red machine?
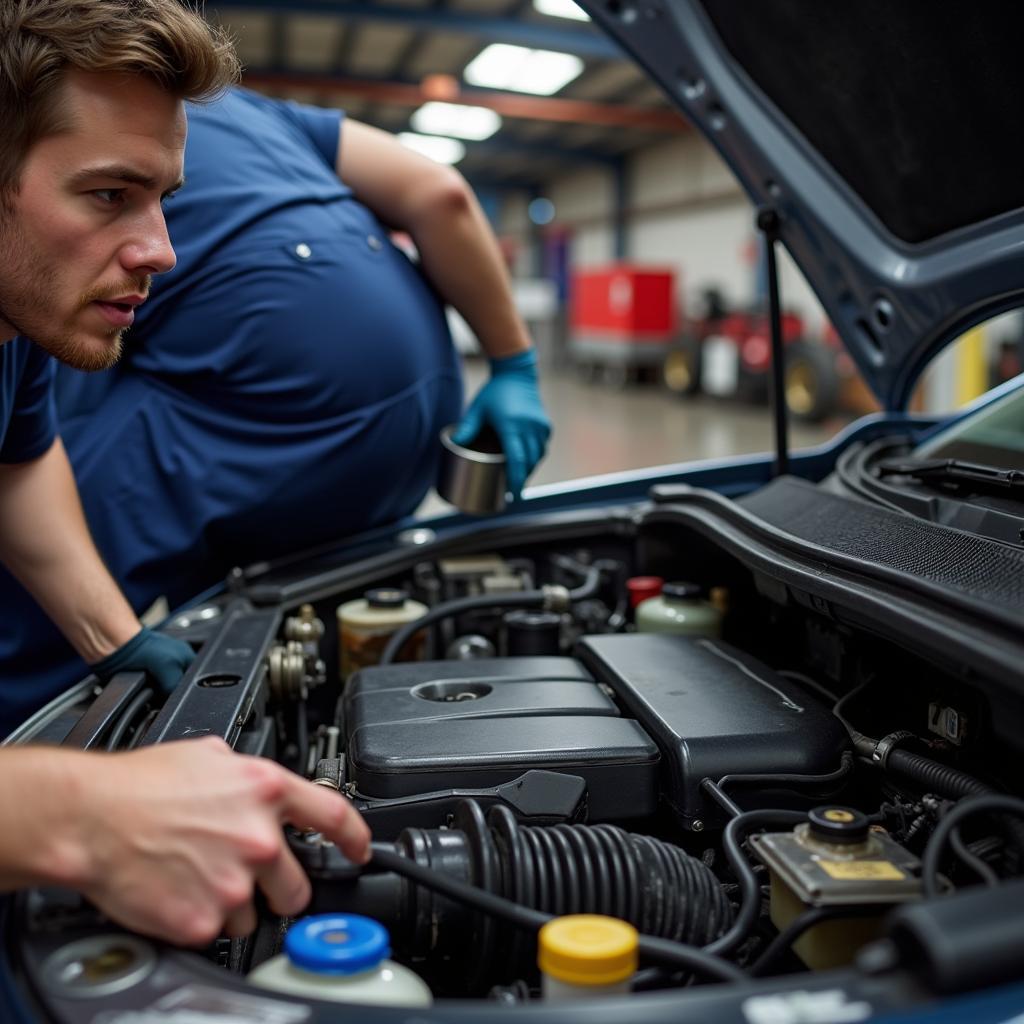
[569,265,678,385]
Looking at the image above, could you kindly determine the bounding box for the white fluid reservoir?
[248,913,432,1008]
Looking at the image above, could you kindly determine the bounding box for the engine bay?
[13,491,1024,1020]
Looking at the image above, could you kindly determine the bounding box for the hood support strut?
[758,206,790,477]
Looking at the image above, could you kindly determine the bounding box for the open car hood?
[582,0,1024,410]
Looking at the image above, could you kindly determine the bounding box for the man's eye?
[92,189,125,205]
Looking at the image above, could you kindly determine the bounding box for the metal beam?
[330,20,359,73]
[462,135,620,167]
[241,69,687,132]
[208,0,622,59]
[388,0,448,77]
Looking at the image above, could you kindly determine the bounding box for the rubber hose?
[379,562,601,665]
[704,809,807,958]
[922,794,1024,897]
[380,590,546,665]
[887,749,1024,860]
[887,749,990,799]
[504,816,732,947]
[393,801,734,988]
[371,839,746,984]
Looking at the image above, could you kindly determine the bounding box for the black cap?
[662,581,702,600]
[807,806,870,844]
[365,588,409,609]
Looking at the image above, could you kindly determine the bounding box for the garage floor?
[421,359,844,515]
[477,358,838,483]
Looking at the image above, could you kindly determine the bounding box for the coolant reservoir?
[634,582,722,638]
[337,588,427,680]
[538,915,638,1000]
[248,914,432,1007]
[750,806,923,970]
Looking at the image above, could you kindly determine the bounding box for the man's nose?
[121,207,177,277]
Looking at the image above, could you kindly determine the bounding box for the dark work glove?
[91,627,195,695]
[451,349,552,500]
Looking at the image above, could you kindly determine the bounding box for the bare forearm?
[0,748,91,891]
[407,183,532,360]
[336,119,532,360]
[0,440,139,662]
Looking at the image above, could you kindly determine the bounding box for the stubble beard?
[0,203,128,372]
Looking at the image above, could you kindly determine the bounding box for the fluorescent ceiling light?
[464,43,584,96]
[397,133,466,165]
[410,101,501,141]
[533,0,590,20]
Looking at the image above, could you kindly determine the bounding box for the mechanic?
[0,84,552,729]
[0,0,370,944]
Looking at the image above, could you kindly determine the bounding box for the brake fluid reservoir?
[749,806,923,970]
[538,915,638,1000]
[337,588,427,680]
[634,582,722,637]
[248,914,432,1007]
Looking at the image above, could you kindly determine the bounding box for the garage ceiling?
[206,0,688,189]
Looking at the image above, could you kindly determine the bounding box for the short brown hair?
[0,0,241,194]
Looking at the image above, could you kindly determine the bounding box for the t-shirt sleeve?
[279,100,345,171]
[1,345,57,463]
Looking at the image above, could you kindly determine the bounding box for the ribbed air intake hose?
[487,806,729,943]
[385,799,732,992]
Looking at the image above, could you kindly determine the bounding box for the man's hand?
[91,626,195,694]
[451,350,551,500]
[67,738,370,944]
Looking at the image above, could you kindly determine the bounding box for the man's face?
[0,69,185,370]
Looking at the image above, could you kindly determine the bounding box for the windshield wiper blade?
[877,457,1024,493]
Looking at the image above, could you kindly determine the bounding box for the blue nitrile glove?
[451,349,552,500]
[91,627,195,695]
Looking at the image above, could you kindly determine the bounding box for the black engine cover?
[344,657,660,821]
[575,634,850,829]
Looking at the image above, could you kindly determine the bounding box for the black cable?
[702,809,806,958]
[379,560,601,665]
[948,825,998,887]
[105,687,153,751]
[369,844,747,984]
[923,794,1024,897]
[832,684,875,757]
[749,906,881,977]
[702,778,742,819]
[381,591,546,665]
[716,751,855,795]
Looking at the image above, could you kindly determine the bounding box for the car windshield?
[917,379,1024,470]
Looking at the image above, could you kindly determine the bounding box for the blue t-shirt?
[57,86,457,424]
[0,339,56,464]
[0,89,461,736]
[52,85,460,581]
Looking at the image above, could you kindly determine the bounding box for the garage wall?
[547,168,617,266]
[497,133,829,331]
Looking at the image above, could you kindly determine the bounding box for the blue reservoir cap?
[284,914,391,975]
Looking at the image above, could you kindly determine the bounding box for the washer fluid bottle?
[248,914,432,1007]
[538,914,638,1000]
[337,588,427,680]
[634,581,722,638]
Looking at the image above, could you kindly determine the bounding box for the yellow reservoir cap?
[538,915,639,986]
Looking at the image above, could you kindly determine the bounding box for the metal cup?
[436,424,507,515]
